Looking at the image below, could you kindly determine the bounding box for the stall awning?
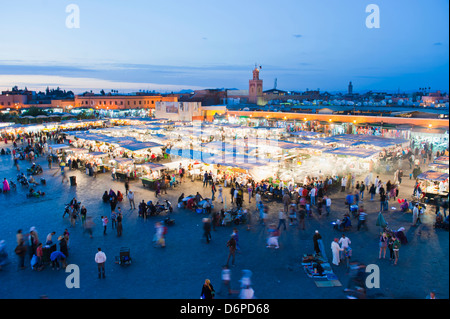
[201,141,256,154]
[289,131,321,137]
[67,148,88,153]
[88,152,108,158]
[434,156,449,165]
[428,163,449,171]
[316,134,409,148]
[417,170,449,182]
[166,148,273,169]
[136,162,166,171]
[323,147,379,158]
[120,142,163,152]
[111,158,134,165]
[50,144,70,150]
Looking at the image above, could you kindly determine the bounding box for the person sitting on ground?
[435,211,444,228]
[339,214,352,231]
[186,197,196,211]
[222,210,232,226]
[400,199,409,212]
[28,175,39,186]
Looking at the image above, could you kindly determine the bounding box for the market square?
[0,119,448,299]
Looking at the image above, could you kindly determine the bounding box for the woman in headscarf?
[200,279,215,299]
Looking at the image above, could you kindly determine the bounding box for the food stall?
[137,162,167,189]
[416,170,449,201]
[119,141,164,164]
[110,158,135,180]
[84,152,110,173]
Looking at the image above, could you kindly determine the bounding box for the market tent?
[428,163,449,172]
[135,162,166,171]
[165,148,272,168]
[166,148,215,163]
[201,141,256,154]
[111,158,134,165]
[67,148,88,154]
[171,130,206,137]
[434,156,449,165]
[50,144,70,150]
[416,170,449,182]
[249,139,307,150]
[317,134,409,148]
[120,142,164,152]
[88,151,108,158]
[289,131,322,137]
[212,153,273,167]
[292,143,331,152]
[114,138,140,145]
[323,147,379,158]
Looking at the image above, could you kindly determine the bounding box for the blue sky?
[0,0,448,93]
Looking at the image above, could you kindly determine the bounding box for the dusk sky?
[0,0,448,94]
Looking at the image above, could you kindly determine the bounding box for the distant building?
[0,93,28,111]
[179,89,227,106]
[0,87,33,110]
[348,81,353,95]
[74,93,177,110]
[154,101,226,121]
[263,88,288,96]
[248,66,263,105]
[422,91,449,106]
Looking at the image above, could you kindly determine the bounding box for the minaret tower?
[249,64,263,104]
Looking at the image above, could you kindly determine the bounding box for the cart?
[115,247,132,266]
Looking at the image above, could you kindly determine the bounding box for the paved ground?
[0,142,448,299]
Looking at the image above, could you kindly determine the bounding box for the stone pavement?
[0,145,448,299]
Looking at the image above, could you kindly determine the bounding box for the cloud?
[0,74,204,94]
[293,34,303,38]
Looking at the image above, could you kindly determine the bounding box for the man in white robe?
[331,238,343,266]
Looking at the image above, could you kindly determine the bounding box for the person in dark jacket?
[203,218,212,243]
[369,184,376,201]
[200,279,215,299]
[313,230,322,255]
[58,236,68,255]
[15,240,27,270]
